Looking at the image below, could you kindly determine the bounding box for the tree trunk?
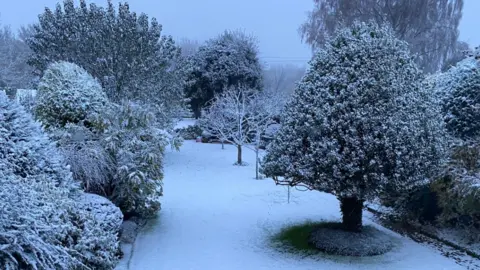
[237,144,242,165]
[339,197,364,232]
[255,148,259,179]
[221,140,224,150]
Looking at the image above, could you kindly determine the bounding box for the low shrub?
[175,124,203,140]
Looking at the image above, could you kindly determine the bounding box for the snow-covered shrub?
[0,92,121,269]
[261,21,447,232]
[103,101,167,218]
[433,143,480,231]
[175,124,203,140]
[443,65,480,140]
[50,123,114,196]
[0,91,77,190]
[0,168,80,270]
[70,193,123,269]
[35,61,108,129]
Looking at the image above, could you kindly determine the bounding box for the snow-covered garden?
[1,0,480,269]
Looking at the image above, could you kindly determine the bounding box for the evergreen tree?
[261,22,446,232]
[185,30,263,118]
[27,0,185,124]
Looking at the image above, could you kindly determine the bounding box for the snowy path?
[125,141,466,270]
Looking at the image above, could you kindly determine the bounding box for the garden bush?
[35,61,108,129]
[0,92,121,269]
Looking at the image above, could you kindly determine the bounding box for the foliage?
[103,101,167,218]
[27,0,186,129]
[262,21,447,230]
[0,92,120,269]
[0,91,77,190]
[442,52,480,140]
[299,0,464,73]
[185,30,263,118]
[0,169,80,270]
[0,25,35,89]
[35,61,108,129]
[175,124,203,140]
[391,142,480,238]
[50,123,114,196]
[434,143,480,231]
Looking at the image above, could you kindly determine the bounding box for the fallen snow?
[119,140,469,270]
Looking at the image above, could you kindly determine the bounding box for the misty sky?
[1,0,479,66]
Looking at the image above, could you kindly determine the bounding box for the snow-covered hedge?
[0,92,120,269]
[0,169,80,270]
[35,61,108,129]
[72,193,123,268]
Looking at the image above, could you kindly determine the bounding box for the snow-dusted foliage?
[50,123,114,196]
[261,22,447,231]
[35,61,108,129]
[199,86,255,165]
[0,168,80,270]
[442,50,480,140]
[0,92,121,269]
[71,193,123,269]
[15,89,37,113]
[185,30,263,118]
[0,91,77,190]
[103,101,167,218]
[28,0,186,129]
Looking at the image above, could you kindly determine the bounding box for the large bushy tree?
[299,0,464,73]
[262,22,446,232]
[27,0,185,127]
[185,30,263,118]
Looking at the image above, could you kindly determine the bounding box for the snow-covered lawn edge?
[365,204,480,269]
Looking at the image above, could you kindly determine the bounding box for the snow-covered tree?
[261,22,447,232]
[200,86,280,173]
[27,0,185,126]
[442,46,480,140]
[300,0,464,73]
[35,61,108,129]
[185,30,263,118]
[199,86,256,165]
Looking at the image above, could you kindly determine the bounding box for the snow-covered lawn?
[121,140,467,270]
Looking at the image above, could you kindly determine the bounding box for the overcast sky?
[1,0,479,66]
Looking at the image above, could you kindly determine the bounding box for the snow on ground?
[121,140,468,270]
